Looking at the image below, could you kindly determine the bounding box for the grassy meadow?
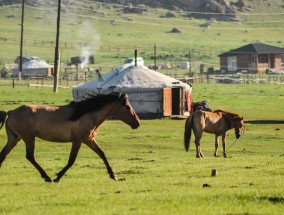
[1,0,284,71]
[0,0,284,214]
[0,83,283,215]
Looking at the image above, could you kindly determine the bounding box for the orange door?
[163,88,172,116]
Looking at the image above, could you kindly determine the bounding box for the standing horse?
[0,93,140,182]
[184,109,243,158]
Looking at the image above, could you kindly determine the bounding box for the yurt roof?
[73,65,191,95]
[22,59,51,69]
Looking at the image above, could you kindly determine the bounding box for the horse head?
[114,94,140,129]
[216,110,244,139]
[233,115,244,139]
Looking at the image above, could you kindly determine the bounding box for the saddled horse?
[184,109,244,158]
[0,93,140,182]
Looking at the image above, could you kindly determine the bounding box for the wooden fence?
[1,71,283,89]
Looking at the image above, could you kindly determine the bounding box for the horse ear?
[118,93,128,101]
[121,93,128,98]
[240,117,243,120]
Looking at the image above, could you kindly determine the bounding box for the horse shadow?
[245,120,284,124]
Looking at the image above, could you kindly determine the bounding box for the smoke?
[77,21,101,69]
[62,0,102,69]
[79,47,90,69]
[36,0,101,69]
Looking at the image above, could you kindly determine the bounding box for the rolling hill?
[0,0,283,72]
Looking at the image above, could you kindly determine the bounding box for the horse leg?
[222,133,227,158]
[53,141,81,182]
[199,147,204,158]
[214,135,219,157]
[0,131,20,166]
[84,139,117,180]
[194,132,204,158]
[24,137,52,182]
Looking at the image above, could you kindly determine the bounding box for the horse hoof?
[45,177,52,183]
[196,154,204,158]
[110,174,118,180]
[53,178,60,183]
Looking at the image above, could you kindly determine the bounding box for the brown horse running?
[0,93,140,182]
[184,109,244,158]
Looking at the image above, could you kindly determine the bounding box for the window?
[251,55,257,64]
[281,54,284,68]
[227,56,237,72]
[258,54,268,63]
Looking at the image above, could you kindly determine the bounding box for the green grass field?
[1,0,284,72]
[0,1,284,214]
[0,83,283,214]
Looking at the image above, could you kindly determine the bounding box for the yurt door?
[163,88,172,116]
[171,87,182,115]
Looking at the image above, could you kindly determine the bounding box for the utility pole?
[134,49,137,66]
[53,0,61,93]
[19,0,25,81]
[154,44,157,69]
[189,50,192,75]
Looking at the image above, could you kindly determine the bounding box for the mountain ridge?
[0,0,250,21]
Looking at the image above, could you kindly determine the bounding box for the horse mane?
[69,93,124,121]
[214,109,242,119]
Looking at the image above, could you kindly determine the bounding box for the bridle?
[225,138,239,152]
[226,123,245,153]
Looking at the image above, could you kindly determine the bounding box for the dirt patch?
[117,169,142,175]
[136,189,151,193]
[143,159,155,162]
[127,157,144,161]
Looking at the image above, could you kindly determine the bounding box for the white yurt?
[72,65,193,118]
[13,58,52,78]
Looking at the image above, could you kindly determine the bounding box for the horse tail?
[0,111,8,129]
[184,114,193,152]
